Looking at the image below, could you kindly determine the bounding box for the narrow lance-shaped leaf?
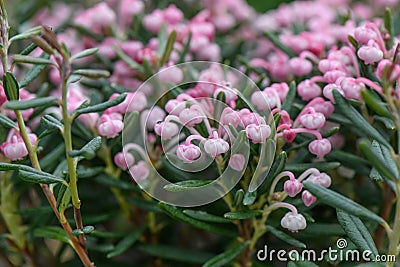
[336,209,378,259]
[164,180,213,192]
[361,89,393,118]
[9,26,42,42]
[3,72,19,101]
[12,55,54,65]
[74,93,127,116]
[224,210,263,220]
[0,114,18,129]
[41,114,64,131]
[183,210,232,223]
[160,30,176,66]
[20,53,50,88]
[358,139,397,181]
[266,226,306,248]
[107,225,146,258]
[69,136,102,160]
[264,32,295,57]
[303,181,386,224]
[70,48,99,61]
[19,169,67,185]
[5,97,57,110]
[73,69,110,78]
[202,242,249,267]
[333,90,390,147]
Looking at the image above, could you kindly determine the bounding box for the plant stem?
[387,183,400,267]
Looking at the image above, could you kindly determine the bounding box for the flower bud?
[281,212,307,232]
[220,107,242,128]
[302,190,317,206]
[339,77,364,100]
[284,178,303,197]
[228,153,246,172]
[165,99,185,115]
[154,121,179,140]
[297,80,321,101]
[129,161,149,181]
[283,129,296,143]
[299,112,326,130]
[97,113,124,138]
[114,152,135,170]
[308,139,331,158]
[179,106,205,127]
[176,143,201,163]
[144,107,166,130]
[246,124,271,144]
[204,137,230,157]
[0,136,28,161]
[354,26,378,45]
[289,57,313,76]
[357,45,383,65]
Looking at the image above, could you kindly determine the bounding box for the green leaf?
[158,202,236,237]
[126,197,160,212]
[34,226,71,244]
[3,72,19,101]
[95,175,136,191]
[74,93,127,116]
[264,32,295,57]
[5,97,57,110]
[374,115,395,130]
[71,48,99,61]
[20,53,50,88]
[72,226,95,236]
[12,55,53,65]
[0,114,18,129]
[224,210,263,220]
[281,81,296,112]
[107,225,146,258]
[9,26,42,42]
[333,90,390,147]
[139,244,214,264]
[233,189,245,208]
[179,31,192,63]
[40,114,63,131]
[183,210,232,223]
[384,8,394,47]
[358,139,397,181]
[361,89,393,118]
[285,162,340,172]
[336,209,378,259]
[160,30,176,66]
[163,180,213,192]
[114,45,142,70]
[68,136,102,160]
[202,241,249,267]
[303,181,385,224]
[267,226,306,248]
[72,69,110,78]
[19,169,67,185]
[259,151,287,194]
[243,190,257,206]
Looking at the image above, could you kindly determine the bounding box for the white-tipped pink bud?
[154,121,179,140]
[284,178,303,197]
[308,139,332,158]
[245,124,271,144]
[299,112,326,130]
[176,143,201,163]
[281,212,307,232]
[228,153,246,172]
[114,152,135,170]
[302,190,317,207]
[129,161,149,181]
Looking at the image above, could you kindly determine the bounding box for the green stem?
[387,183,400,267]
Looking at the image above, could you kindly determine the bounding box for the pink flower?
[307,172,331,188]
[112,92,148,114]
[289,57,313,76]
[354,25,378,45]
[165,99,185,115]
[239,109,265,127]
[213,86,238,104]
[357,45,383,65]
[376,59,400,82]
[270,83,289,102]
[178,106,205,127]
[283,129,296,143]
[297,80,321,101]
[251,90,279,110]
[339,77,365,100]
[176,143,201,163]
[163,4,184,24]
[143,10,165,33]
[0,130,37,161]
[323,84,344,103]
[97,113,124,138]
[0,85,7,106]
[228,153,246,172]
[119,0,144,28]
[204,135,230,157]
[281,212,307,232]
[144,107,166,130]
[284,178,303,197]
[308,138,332,158]
[246,124,271,144]
[299,112,326,130]
[302,190,317,207]
[114,152,135,170]
[158,65,184,84]
[154,121,179,140]
[220,107,242,128]
[129,161,149,181]
[196,43,221,61]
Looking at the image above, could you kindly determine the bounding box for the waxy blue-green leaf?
[5,97,57,110]
[19,169,67,185]
[333,90,390,147]
[160,30,176,66]
[202,242,249,267]
[0,113,18,129]
[158,202,236,237]
[68,136,102,160]
[281,81,296,112]
[20,53,50,88]
[285,162,340,172]
[358,139,397,181]
[3,72,19,101]
[337,209,378,259]
[139,244,214,264]
[34,226,71,244]
[12,55,53,65]
[361,89,393,118]
[267,226,306,248]
[164,180,213,192]
[224,210,263,220]
[264,32,295,57]
[40,114,63,131]
[9,26,42,42]
[384,8,394,47]
[74,93,126,116]
[70,48,99,61]
[106,225,146,258]
[303,181,385,224]
[72,226,95,236]
[72,69,110,78]
[183,210,232,223]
